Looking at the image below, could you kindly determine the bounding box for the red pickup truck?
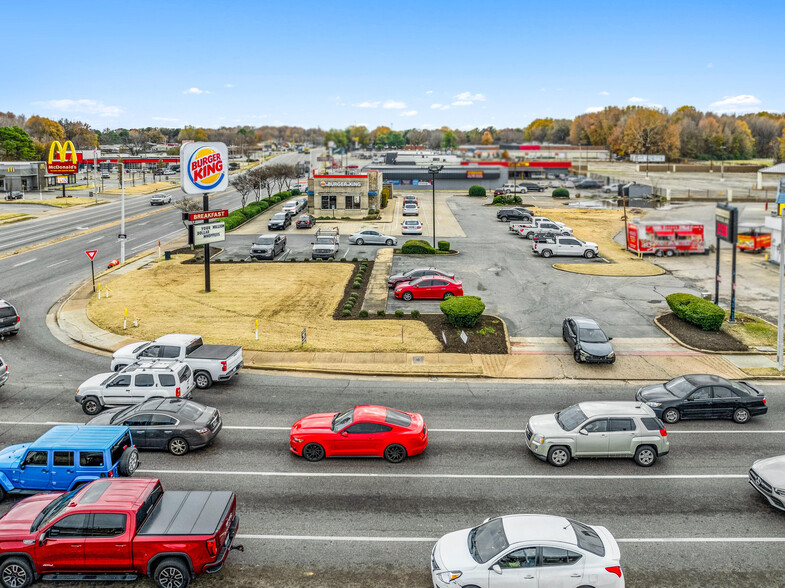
[0,478,241,588]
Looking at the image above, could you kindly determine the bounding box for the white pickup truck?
[111,334,243,389]
[532,235,599,259]
[512,217,572,239]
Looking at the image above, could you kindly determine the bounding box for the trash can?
[164,250,172,261]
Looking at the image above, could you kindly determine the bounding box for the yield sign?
[85,250,97,260]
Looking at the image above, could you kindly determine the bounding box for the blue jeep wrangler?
[0,425,139,500]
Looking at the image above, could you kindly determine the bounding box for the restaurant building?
[307,170,383,217]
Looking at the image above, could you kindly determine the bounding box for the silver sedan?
[348,229,397,246]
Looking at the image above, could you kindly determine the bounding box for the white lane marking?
[87,236,103,243]
[47,259,70,268]
[617,537,785,543]
[235,534,785,543]
[12,258,36,268]
[161,222,174,227]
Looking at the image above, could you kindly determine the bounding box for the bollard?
[97,283,101,300]
[164,250,172,261]
[123,308,128,330]
[255,319,259,341]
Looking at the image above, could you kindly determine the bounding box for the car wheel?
[547,446,570,467]
[194,371,212,389]
[541,249,553,258]
[82,396,102,415]
[665,249,675,257]
[634,445,657,467]
[500,216,508,222]
[384,444,407,463]
[118,446,139,476]
[168,437,190,456]
[0,557,33,588]
[584,250,596,259]
[655,250,664,258]
[443,292,454,300]
[355,238,364,245]
[114,364,127,372]
[573,350,581,363]
[402,291,413,301]
[733,407,751,424]
[525,232,534,239]
[662,408,680,424]
[385,239,394,246]
[154,557,190,588]
[302,443,325,462]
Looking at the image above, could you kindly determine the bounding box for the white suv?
[76,360,195,415]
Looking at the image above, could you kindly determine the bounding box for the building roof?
[760,163,785,174]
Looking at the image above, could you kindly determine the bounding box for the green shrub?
[468,185,486,197]
[401,239,436,254]
[666,293,724,331]
[552,188,570,198]
[352,257,358,262]
[377,309,386,316]
[440,296,486,328]
[493,194,522,205]
[393,310,403,317]
[359,310,369,318]
[315,257,323,261]
[352,281,361,289]
[289,257,297,262]
[437,240,450,252]
[381,186,390,208]
[410,309,421,318]
[277,191,291,199]
[340,257,347,262]
[291,189,301,196]
[342,310,351,317]
[349,292,359,300]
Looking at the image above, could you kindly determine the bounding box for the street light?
[427,164,443,248]
[720,144,727,182]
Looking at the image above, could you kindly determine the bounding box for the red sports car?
[290,405,428,463]
[393,275,463,301]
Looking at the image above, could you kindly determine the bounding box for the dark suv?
[575,179,604,189]
[0,300,20,337]
[518,182,545,193]
[496,208,534,222]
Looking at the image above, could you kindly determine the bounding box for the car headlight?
[292,437,303,443]
[436,571,462,583]
[534,435,545,444]
[645,401,662,407]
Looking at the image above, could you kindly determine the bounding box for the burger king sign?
[180,142,229,195]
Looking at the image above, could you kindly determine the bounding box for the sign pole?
[90,258,96,292]
[778,209,785,371]
[203,193,211,293]
[714,238,721,305]
[120,163,126,264]
[730,241,737,323]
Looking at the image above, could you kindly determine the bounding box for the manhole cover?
[412,356,424,364]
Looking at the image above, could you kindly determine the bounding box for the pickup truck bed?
[187,345,241,361]
[139,490,234,535]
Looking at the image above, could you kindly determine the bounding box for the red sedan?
[290,405,428,463]
[393,275,463,301]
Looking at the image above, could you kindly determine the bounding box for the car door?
[18,450,51,489]
[711,386,739,418]
[575,419,609,456]
[84,513,132,571]
[538,546,585,588]
[132,373,156,403]
[147,414,179,450]
[488,546,538,587]
[607,417,637,456]
[430,279,448,299]
[336,422,378,456]
[50,451,76,491]
[682,387,713,419]
[36,513,89,571]
[103,374,132,405]
[137,344,161,360]
[122,413,154,449]
[563,320,577,350]
[415,280,433,299]
[557,238,580,256]
[367,230,382,244]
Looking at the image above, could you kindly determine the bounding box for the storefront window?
[321,195,337,209]
[345,195,362,210]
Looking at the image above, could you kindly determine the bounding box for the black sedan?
[636,374,767,424]
[296,214,316,229]
[87,398,222,455]
[268,212,291,230]
[562,316,615,363]
[388,267,455,288]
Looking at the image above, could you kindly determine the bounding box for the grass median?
[103,181,174,195]
[87,257,442,353]
[534,207,665,277]
[0,197,105,208]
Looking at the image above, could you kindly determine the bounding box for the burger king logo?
[320,180,327,187]
[188,146,225,190]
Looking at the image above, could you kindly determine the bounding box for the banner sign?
[189,209,228,222]
[193,222,226,245]
[467,170,484,178]
[318,180,362,187]
[181,142,229,195]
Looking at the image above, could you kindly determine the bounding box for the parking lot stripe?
[234,534,785,543]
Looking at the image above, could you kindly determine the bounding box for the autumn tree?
[481,129,494,145]
[178,126,208,142]
[347,125,370,147]
[25,116,65,143]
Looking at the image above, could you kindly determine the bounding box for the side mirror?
[579,428,588,436]
[341,431,349,437]
[19,464,25,470]
[608,337,613,341]
[492,564,502,575]
[38,531,47,546]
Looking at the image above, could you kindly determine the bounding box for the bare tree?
[230,174,254,212]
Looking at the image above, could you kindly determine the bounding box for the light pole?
[720,144,727,182]
[427,164,443,249]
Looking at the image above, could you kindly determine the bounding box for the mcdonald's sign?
[47,140,78,174]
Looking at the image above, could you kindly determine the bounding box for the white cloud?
[430,103,450,110]
[35,99,122,117]
[400,110,418,117]
[628,97,647,103]
[354,101,381,108]
[152,116,179,122]
[451,100,473,107]
[709,94,761,113]
[454,91,486,102]
[382,100,406,109]
[426,90,433,95]
[184,87,209,94]
[599,91,610,96]
[224,84,233,88]
[585,107,604,113]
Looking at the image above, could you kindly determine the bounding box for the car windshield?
[664,376,694,397]
[468,518,509,563]
[332,408,354,431]
[255,237,274,245]
[555,404,588,431]
[272,213,286,220]
[579,328,607,343]
[31,488,82,532]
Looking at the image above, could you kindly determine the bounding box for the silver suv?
[525,401,669,467]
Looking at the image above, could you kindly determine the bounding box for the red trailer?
[627,220,706,257]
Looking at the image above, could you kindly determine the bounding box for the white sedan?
[402,203,419,216]
[431,514,624,588]
[150,194,173,205]
[401,219,423,235]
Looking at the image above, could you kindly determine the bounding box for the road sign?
[47,141,78,174]
[193,222,226,246]
[189,209,228,222]
[180,142,229,195]
[85,250,97,260]
[715,203,738,243]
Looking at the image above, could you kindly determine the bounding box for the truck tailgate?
[138,491,234,536]
[187,344,242,361]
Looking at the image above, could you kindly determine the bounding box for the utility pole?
[119,162,126,264]
[779,192,785,371]
[203,194,211,293]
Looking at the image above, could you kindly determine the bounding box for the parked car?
[575,179,604,190]
[501,183,527,194]
[5,191,23,200]
[296,214,316,229]
[493,189,506,196]
[563,180,576,188]
[348,229,397,246]
[394,275,463,301]
[518,182,546,193]
[296,197,308,211]
[162,168,176,175]
[525,401,669,467]
[76,360,196,415]
[403,195,418,205]
[0,425,139,500]
[0,356,7,388]
[268,212,291,230]
[532,236,599,258]
[250,233,286,260]
[602,183,622,194]
[402,203,419,216]
[518,219,572,239]
[497,208,534,222]
[149,193,172,206]
[635,374,767,424]
[0,477,239,588]
[563,317,615,363]
[88,398,222,456]
[110,334,244,389]
[0,299,20,337]
[749,455,785,511]
[387,267,455,288]
[549,180,562,188]
[431,514,624,588]
[312,227,340,260]
[282,200,300,215]
[290,405,428,463]
[401,219,423,234]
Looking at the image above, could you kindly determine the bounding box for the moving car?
[348,229,397,246]
[0,425,139,501]
[403,203,419,216]
[282,200,300,215]
[0,299,20,337]
[110,333,244,389]
[0,356,7,388]
[4,191,23,200]
[532,236,599,259]
[602,183,622,194]
[431,514,624,588]
[749,455,785,511]
[250,233,286,260]
[76,360,195,415]
[394,275,463,301]
[268,212,291,230]
[87,398,222,456]
[149,193,172,206]
[290,405,428,463]
[635,374,767,424]
[575,179,604,189]
[0,477,239,588]
[401,219,423,234]
[525,401,669,467]
[387,267,455,288]
[563,317,615,363]
[296,214,315,229]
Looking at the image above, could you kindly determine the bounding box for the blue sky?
[4,0,784,130]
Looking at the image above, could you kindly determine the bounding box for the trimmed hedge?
[440,296,486,328]
[552,188,570,198]
[222,193,287,231]
[437,240,450,252]
[666,293,724,331]
[401,239,436,254]
[468,185,486,197]
[493,194,522,205]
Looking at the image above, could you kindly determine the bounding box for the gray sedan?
[562,316,615,363]
[348,229,397,246]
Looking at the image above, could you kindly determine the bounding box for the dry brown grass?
[0,213,27,221]
[87,258,441,353]
[535,207,665,277]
